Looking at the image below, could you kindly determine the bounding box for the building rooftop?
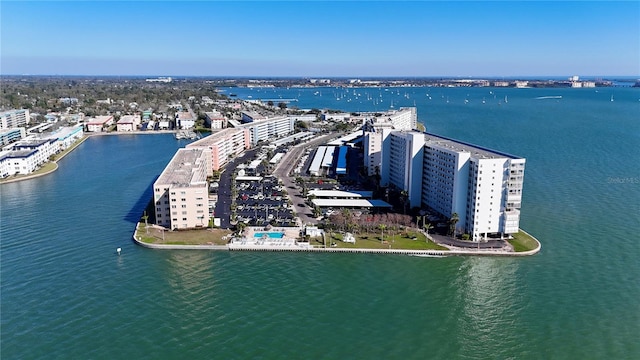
[308,190,373,198]
[177,112,195,121]
[117,115,140,124]
[311,198,392,208]
[87,115,113,125]
[0,149,37,160]
[13,139,53,148]
[155,148,208,187]
[48,126,82,140]
[424,132,521,160]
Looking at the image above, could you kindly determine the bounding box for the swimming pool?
[254,232,285,239]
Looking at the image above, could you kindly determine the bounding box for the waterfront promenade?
[132,223,541,257]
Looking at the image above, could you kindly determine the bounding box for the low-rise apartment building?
[0,128,26,146]
[0,138,58,178]
[116,115,141,132]
[0,109,30,130]
[86,116,114,132]
[205,111,227,129]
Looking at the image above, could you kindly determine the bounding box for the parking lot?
[234,175,297,227]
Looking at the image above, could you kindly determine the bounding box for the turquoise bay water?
[2,88,639,359]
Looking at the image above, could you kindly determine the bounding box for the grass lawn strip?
[136,223,232,245]
[327,231,448,251]
[508,231,539,252]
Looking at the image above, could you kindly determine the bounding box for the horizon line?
[2,74,639,79]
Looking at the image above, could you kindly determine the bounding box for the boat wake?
[535,96,562,100]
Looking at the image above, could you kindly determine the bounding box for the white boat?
[535,96,562,100]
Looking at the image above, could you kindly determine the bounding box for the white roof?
[311,199,392,208]
[308,190,373,198]
[235,176,263,181]
[327,131,362,146]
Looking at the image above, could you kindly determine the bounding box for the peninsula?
[0,76,541,255]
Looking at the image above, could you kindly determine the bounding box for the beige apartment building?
[153,148,212,229]
[187,128,251,171]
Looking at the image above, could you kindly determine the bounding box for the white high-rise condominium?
[363,107,417,176]
[421,133,525,241]
[382,130,425,208]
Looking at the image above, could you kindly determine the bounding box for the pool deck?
[244,226,300,241]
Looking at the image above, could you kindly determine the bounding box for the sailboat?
[610,94,614,102]
[504,95,508,103]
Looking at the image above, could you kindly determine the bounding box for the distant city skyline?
[2,1,639,77]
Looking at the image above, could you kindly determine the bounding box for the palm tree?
[424,222,434,242]
[449,213,459,237]
[142,211,149,234]
[378,224,387,244]
[400,190,409,214]
[236,221,246,236]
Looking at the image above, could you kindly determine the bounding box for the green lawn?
[136,223,232,245]
[508,231,540,252]
[51,136,88,161]
[326,231,448,250]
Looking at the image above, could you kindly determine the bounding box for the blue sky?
[1,1,639,77]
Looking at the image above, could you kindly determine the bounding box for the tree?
[236,221,246,235]
[424,222,434,242]
[400,190,409,214]
[378,224,387,244]
[142,211,149,234]
[278,102,287,110]
[449,213,459,237]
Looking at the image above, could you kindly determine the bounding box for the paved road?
[273,132,341,226]
[214,148,258,229]
[429,233,509,249]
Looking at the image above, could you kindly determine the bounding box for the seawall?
[132,224,541,257]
